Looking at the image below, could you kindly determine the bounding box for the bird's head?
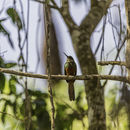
[64,52,74,62]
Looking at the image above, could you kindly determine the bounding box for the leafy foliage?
[0,73,5,92]
[0,57,16,92]
[0,67,87,130]
[7,8,23,30]
[9,76,17,94]
[54,87,87,130]
[0,7,23,49]
[55,103,74,130]
[5,63,17,68]
[30,90,50,130]
[0,23,14,49]
[0,56,17,123]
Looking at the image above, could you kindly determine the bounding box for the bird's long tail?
[68,82,75,101]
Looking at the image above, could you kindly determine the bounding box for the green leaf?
[0,18,8,22]
[0,57,5,67]
[0,73,5,91]
[0,24,14,49]
[32,98,50,130]
[7,8,22,30]
[1,113,5,124]
[1,102,7,124]
[13,102,16,115]
[47,0,51,4]
[33,98,46,106]
[10,84,16,93]
[9,76,17,94]
[5,63,17,68]
[18,55,24,62]
[6,100,13,106]
[20,103,25,115]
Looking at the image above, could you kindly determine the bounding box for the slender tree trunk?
[43,9,62,84]
[125,0,130,128]
[71,27,106,130]
[125,0,130,76]
[44,5,55,130]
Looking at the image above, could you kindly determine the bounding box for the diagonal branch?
[32,0,59,9]
[102,36,126,87]
[80,0,113,35]
[32,0,77,31]
[59,0,77,30]
[50,0,77,30]
[51,0,76,28]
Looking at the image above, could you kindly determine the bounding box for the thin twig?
[44,3,55,130]
[102,36,126,87]
[25,0,31,129]
[31,0,59,9]
[94,15,107,56]
[101,15,107,61]
[98,61,126,66]
[0,67,129,84]
[109,9,118,49]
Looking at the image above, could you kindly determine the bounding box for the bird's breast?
[65,62,76,76]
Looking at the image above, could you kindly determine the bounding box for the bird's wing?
[74,62,77,75]
[64,62,67,75]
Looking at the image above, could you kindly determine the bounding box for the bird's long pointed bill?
[63,52,68,57]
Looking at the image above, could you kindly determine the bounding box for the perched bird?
[64,53,77,101]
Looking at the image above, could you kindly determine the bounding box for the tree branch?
[51,0,77,29]
[0,67,129,84]
[98,61,126,66]
[59,0,77,30]
[80,0,113,34]
[102,36,126,87]
[31,0,59,10]
[32,0,77,31]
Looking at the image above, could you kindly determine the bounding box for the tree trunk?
[125,0,130,128]
[52,0,112,129]
[43,9,62,84]
[71,26,106,130]
[125,0,130,76]
[69,1,113,129]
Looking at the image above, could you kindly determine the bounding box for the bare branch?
[94,15,107,56]
[51,0,77,30]
[0,68,129,84]
[31,0,59,9]
[103,36,126,87]
[32,0,77,31]
[80,0,113,34]
[98,61,126,66]
[59,0,76,30]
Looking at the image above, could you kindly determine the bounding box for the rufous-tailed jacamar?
[64,53,77,101]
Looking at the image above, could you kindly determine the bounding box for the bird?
[64,53,77,101]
